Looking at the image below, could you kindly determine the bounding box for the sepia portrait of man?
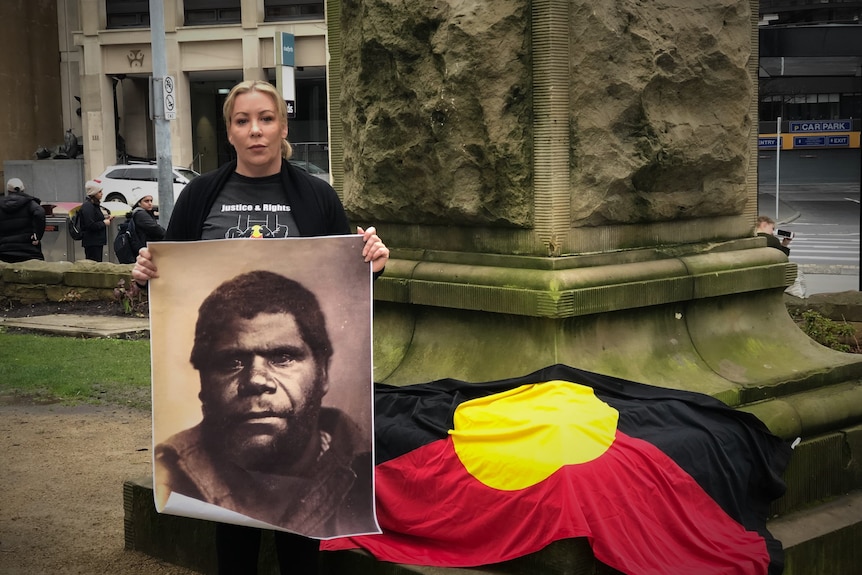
[148,237,378,539]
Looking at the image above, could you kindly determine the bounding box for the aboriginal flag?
[321,364,792,575]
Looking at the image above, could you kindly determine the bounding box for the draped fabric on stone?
[322,364,791,575]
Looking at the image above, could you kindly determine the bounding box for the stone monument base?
[124,477,862,574]
[124,243,862,574]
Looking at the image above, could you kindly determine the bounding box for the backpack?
[67,208,83,241]
[113,213,138,264]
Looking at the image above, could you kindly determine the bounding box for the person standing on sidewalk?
[80,180,114,262]
[0,178,46,263]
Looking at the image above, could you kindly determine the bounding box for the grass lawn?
[0,331,152,409]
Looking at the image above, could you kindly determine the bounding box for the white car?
[94,163,200,208]
[289,159,330,183]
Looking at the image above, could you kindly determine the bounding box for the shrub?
[795,309,857,353]
[113,279,148,317]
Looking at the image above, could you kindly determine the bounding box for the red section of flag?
[324,430,770,574]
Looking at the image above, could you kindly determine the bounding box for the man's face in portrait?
[197,311,329,474]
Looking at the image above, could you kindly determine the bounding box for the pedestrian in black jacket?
[127,195,165,253]
[0,178,46,263]
[80,180,114,261]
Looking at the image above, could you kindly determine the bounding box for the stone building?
[758,0,862,146]
[0,0,331,187]
[0,0,64,183]
[2,1,858,187]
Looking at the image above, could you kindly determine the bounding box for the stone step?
[769,424,862,518]
[768,490,862,574]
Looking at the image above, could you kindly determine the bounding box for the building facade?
[758,0,862,149]
[5,1,859,190]
[64,0,329,183]
[0,0,64,182]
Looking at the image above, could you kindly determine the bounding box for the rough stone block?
[44,285,115,302]
[65,261,134,289]
[786,290,862,323]
[338,0,752,228]
[1,260,71,285]
[340,0,532,227]
[2,283,48,303]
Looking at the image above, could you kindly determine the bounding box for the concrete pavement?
[0,313,149,338]
[773,197,860,296]
[803,269,859,296]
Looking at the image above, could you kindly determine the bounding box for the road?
[758,149,861,269]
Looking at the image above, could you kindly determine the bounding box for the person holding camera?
[756,214,806,297]
[755,215,791,256]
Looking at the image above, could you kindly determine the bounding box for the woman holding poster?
[133,79,388,574]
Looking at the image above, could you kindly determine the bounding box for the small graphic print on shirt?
[225,214,291,238]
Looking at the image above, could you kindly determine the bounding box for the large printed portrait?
[149,236,379,539]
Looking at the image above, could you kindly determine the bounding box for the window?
[106,0,150,29]
[264,0,325,21]
[126,167,157,182]
[759,92,860,122]
[184,0,241,26]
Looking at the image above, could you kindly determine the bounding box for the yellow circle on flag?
[450,380,619,491]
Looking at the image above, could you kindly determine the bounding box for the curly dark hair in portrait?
[190,270,332,371]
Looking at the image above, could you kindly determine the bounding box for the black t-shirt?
[201,172,299,240]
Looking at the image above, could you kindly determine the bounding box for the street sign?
[794,135,851,148]
[276,32,295,67]
[164,74,176,120]
[275,31,296,115]
[794,136,827,148]
[789,120,852,133]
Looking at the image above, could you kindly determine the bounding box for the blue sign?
[276,32,295,67]
[828,135,849,147]
[789,120,851,133]
[794,136,826,147]
[758,137,778,148]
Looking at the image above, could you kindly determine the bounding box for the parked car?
[289,159,330,182]
[93,163,200,208]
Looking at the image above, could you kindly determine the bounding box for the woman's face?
[227,90,288,177]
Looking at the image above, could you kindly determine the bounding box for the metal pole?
[149,0,175,223]
[775,116,781,220]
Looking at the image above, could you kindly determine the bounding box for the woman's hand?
[131,246,159,286]
[358,226,389,274]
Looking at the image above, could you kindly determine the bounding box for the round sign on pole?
[164,75,176,120]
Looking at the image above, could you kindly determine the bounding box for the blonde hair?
[222,80,293,160]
